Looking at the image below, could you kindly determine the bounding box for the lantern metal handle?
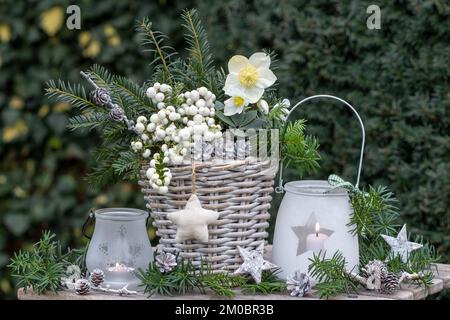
[82,209,95,240]
[275,94,365,193]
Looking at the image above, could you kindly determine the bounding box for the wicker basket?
[139,158,276,273]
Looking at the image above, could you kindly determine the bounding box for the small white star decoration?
[381,224,423,263]
[233,243,277,283]
[167,194,219,243]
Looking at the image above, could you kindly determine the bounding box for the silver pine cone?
[364,260,388,277]
[75,279,90,295]
[89,269,105,287]
[109,105,125,122]
[286,271,311,297]
[381,272,400,294]
[155,252,177,273]
[91,88,111,106]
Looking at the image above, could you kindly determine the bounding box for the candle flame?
[315,222,320,234]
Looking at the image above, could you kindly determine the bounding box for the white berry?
[190,90,200,102]
[160,84,169,93]
[195,99,205,108]
[142,149,151,158]
[155,92,165,102]
[146,87,156,98]
[135,123,145,134]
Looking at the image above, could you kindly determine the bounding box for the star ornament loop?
[233,243,277,283]
[167,194,219,243]
[381,224,423,263]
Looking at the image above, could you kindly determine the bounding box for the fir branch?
[241,269,287,295]
[137,17,176,83]
[45,80,98,111]
[86,157,119,189]
[8,231,83,295]
[137,262,178,296]
[282,119,321,177]
[87,64,114,89]
[111,75,154,113]
[137,259,286,298]
[181,9,214,86]
[67,112,108,131]
[348,185,400,238]
[308,251,359,299]
[111,150,140,177]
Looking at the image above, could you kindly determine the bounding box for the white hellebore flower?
[224,52,277,103]
[224,95,249,116]
[257,99,269,114]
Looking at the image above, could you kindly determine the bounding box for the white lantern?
[272,95,365,283]
[85,208,153,290]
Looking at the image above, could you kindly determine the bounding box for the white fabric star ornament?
[233,243,277,283]
[167,194,219,243]
[381,224,423,263]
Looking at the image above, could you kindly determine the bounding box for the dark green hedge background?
[0,0,448,299]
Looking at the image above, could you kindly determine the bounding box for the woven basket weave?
[139,158,276,273]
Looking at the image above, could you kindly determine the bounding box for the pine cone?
[75,279,90,295]
[364,260,388,277]
[91,88,111,106]
[381,272,399,294]
[109,105,125,122]
[155,252,177,273]
[90,269,104,287]
[286,271,310,297]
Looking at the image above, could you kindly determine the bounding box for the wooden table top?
[17,244,450,300]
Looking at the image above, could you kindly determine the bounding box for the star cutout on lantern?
[233,243,277,283]
[167,194,219,243]
[381,224,423,263]
[291,212,334,256]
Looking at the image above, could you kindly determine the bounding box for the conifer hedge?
[0,0,448,298]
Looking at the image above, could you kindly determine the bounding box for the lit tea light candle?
[107,262,135,273]
[306,222,329,253]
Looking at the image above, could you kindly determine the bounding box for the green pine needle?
[137,17,176,83]
[181,9,215,87]
[282,119,321,177]
[308,251,358,299]
[8,231,86,294]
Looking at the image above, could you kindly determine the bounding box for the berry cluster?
[131,83,222,194]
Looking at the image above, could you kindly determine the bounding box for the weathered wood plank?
[356,288,414,300]
[432,263,450,288]
[433,263,450,273]
[16,246,448,300]
[18,287,392,301]
[401,278,443,300]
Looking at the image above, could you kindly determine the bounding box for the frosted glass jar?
[85,208,153,291]
[273,94,366,283]
[272,181,359,282]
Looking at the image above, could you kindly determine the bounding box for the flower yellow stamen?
[238,65,259,87]
[233,96,245,107]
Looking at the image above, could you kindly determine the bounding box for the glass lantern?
[85,208,153,291]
